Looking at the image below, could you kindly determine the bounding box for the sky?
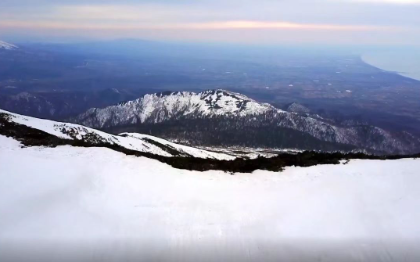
[0,0,419,45]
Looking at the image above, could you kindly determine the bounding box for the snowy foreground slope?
[1,135,420,262]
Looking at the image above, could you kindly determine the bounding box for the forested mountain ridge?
[73,89,420,155]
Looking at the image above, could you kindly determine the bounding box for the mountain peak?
[75,89,277,128]
[152,89,243,99]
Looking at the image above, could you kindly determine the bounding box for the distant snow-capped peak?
[0,40,18,50]
[76,89,279,128]
[127,89,276,117]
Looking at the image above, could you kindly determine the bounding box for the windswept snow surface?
[1,135,420,261]
[0,109,234,160]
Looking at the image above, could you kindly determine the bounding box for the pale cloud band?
[0,20,397,31]
[0,0,419,44]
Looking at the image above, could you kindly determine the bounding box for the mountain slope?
[0,109,234,160]
[73,89,420,155]
[5,108,419,173]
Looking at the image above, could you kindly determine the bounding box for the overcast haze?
[0,0,419,45]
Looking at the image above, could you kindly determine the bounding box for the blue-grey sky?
[0,0,419,45]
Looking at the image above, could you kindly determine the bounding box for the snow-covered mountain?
[1,133,420,261]
[73,89,420,155]
[76,89,276,127]
[0,40,18,50]
[0,109,234,160]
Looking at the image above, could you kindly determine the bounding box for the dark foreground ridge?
[1,113,419,173]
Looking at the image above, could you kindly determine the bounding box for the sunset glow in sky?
[0,0,419,44]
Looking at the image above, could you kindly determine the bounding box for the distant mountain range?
[72,89,420,155]
[0,88,143,120]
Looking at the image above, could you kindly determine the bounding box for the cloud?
[0,19,398,32]
[189,21,393,31]
[11,3,418,27]
[0,1,419,44]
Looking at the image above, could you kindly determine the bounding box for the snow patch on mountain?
[120,132,236,160]
[0,40,18,50]
[286,102,310,114]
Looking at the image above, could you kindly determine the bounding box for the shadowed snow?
[1,135,420,261]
